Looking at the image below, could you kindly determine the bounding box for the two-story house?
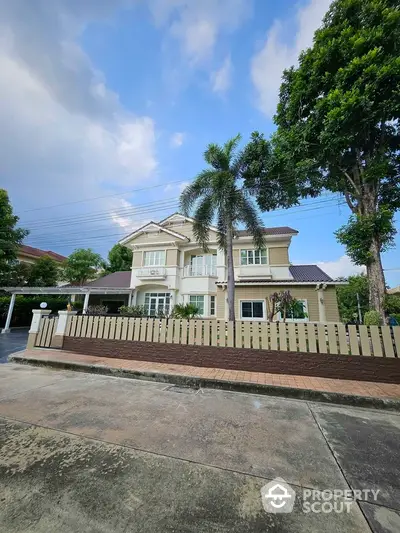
[114,213,341,322]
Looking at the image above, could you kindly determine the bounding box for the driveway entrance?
[0,329,28,363]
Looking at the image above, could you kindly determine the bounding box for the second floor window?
[143,250,166,266]
[240,249,267,265]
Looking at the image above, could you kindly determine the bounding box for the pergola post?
[83,292,91,314]
[1,293,16,334]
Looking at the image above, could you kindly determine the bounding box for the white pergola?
[0,286,134,333]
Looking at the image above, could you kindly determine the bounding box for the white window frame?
[239,300,266,321]
[143,250,166,267]
[240,249,268,266]
[189,295,205,316]
[277,299,309,322]
[210,295,216,316]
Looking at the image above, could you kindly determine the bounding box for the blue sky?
[0,0,399,285]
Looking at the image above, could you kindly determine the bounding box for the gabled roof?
[160,212,219,233]
[19,245,67,263]
[289,265,332,282]
[119,221,190,245]
[236,226,298,237]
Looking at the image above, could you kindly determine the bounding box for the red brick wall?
[62,337,400,384]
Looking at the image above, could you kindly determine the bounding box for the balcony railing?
[184,265,217,277]
[135,267,167,279]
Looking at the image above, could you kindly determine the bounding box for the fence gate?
[34,315,59,348]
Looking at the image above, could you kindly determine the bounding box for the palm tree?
[180,134,265,322]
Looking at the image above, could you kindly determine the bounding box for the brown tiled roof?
[289,265,332,282]
[236,226,298,237]
[19,245,67,262]
[87,271,131,288]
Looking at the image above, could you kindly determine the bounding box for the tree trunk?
[226,225,236,322]
[366,234,386,321]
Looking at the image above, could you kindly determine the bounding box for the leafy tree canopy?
[336,274,369,323]
[62,248,104,286]
[104,244,133,274]
[27,255,60,287]
[0,189,29,286]
[249,0,400,317]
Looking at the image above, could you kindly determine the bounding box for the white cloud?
[170,132,185,148]
[316,256,365,279]
[211,55,232,94]
[149,0,250,65]
[251,0,332,117]
[0,0,158,253]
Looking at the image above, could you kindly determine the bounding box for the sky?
[0,0,399,286]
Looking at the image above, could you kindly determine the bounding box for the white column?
[128,291,134,306]
[82,292,90,314]
[1,293,16,333]
[55,310,78,336]
[317,288,326,323]
[26,309,52,348]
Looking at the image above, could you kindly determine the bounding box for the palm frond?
[192,194,215,252]
[237,195,266,251]
[223,134,241,160]
[204,143,229,171]
[179,170,214,216]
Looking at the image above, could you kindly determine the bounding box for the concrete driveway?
[0,364,399,533]
[0,329,28,363]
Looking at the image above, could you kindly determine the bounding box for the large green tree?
[62,248,104,286]
[27,256,60,287]
[250,0,400,319]
[104,244,132,274]
[0,189,29,286]
[336,274,369,323]
[180,134,266,321]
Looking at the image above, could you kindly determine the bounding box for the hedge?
[0,296,78,327]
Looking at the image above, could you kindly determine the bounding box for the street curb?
[9,353,400,412]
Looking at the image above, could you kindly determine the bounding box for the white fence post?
[50,310,78,348]
[26,309,52,349]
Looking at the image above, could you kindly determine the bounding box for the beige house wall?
[132,251,142,267]
[216,285,340,322]
[128,231,181,245]
[232,242,290,266]
[163,222,219,241]
[323,287,340,322]
[166,249,180,266]
[269,247,289,265]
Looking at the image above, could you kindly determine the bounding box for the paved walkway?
[11,348,400,401]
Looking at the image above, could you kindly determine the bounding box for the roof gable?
[19,245,67,262]
[160,212,220,234]
[119,221,190,245]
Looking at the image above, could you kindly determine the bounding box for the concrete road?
[0,329,28,363]
[0,364,399,533]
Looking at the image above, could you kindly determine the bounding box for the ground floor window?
[210,295,216,316]
[278,299,309,322]
[189,295,205,315]
[144,292,171,316]
[240,300,264,320]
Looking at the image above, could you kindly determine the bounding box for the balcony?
[135,267,167,280]
[184,265,217,277]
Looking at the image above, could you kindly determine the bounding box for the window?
[240,249,267,265]
[189,295,205,315]
[240,301,264,320]
[144,293,171,316]
[143,250,166,266]
[279,299,308,322]
[210,295,216,316]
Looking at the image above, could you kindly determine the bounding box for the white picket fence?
[57,315,400,358]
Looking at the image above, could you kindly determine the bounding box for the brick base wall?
[62,337,400,385]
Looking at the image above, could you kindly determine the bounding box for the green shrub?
[119,305,147,317]
[363,310,383,326]
[0,295,71,327]
[171,303,199,319]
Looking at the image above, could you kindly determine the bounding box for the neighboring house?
[387,286,400,295]
[109,213,341,323]
[17,245,67,265]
